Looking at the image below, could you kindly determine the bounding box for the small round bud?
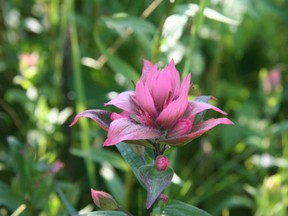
[155,155,169,171]
[159,194,169,204]
[91,189,118,210]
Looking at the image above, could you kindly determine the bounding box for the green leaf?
[94,33,139,82]
[134,31,153,58]
[0,181,24,211]
[99,163,125,205]
[116,142,146,186]
[57,188,78,216]
[213,195,253,214]
[272,121,288,135]
[176,4,240,26]
[79,211,127,216]
[139,165,174,209]
[70,147,130,172]
[152,200,211,216]
[102,13,156,36]
[55,182,81,216]
[7,137,34,191]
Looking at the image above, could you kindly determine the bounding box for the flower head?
[70,60,233,147]
[49,160,64,174]
[262,68,281,94]
[91,189,118,210]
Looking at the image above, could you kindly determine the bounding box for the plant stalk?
[182,0,208,78]
[69,0,96,188]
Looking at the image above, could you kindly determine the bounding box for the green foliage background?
[0,0,288,215]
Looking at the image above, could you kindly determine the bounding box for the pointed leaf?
[0,181,24,211]
[153,200,211,216]
[204,7,240,26]
[116,142,146,186]
[94,33,139,82]
[99,163,125,205]
[162,14,188,42]
[79,211,127,216]
[177,4,239,26]
[70,148,129,172]
[57,188,78,216]
[102,14,156,35]
[69,109,112,131]
[139,165,174,209]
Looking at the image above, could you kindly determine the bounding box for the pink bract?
[70,59,233,147]
[90,189,117,210]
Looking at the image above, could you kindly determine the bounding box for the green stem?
[69,0,96,188]
[146,205,153,216]
[49,0,61,105]
[154,142,161,158]
[281,133,288,207]
[160,144,167,155]
[124,170,134,211]
[182,0,208,78]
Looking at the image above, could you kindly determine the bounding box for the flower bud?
[155,155,169,171]
[91,189,118,210]
[159,194,169,204]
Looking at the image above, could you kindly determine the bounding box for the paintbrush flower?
[70,60,233,147]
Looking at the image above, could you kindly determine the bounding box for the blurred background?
[0,0,288,215]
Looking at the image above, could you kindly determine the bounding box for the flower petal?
[141,60,155,82]
[69,109,112,131]
[185,101,227,119]
[167,119,192,138]
[135,80,157,116]
[165,59,180,93]
[145,60,182,111]
[164,117,234,146]
[103,118,161,146]
[150,72,172,111]
[111,111,130,120]
[105,91,137,114]
[157,93,188,129]
[177,73,191,97]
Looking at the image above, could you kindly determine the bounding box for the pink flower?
[262,68,281,94]
[91,189,118,210]
[70,60,233,147]
[19,52,39,68]
[49,160,64,174]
